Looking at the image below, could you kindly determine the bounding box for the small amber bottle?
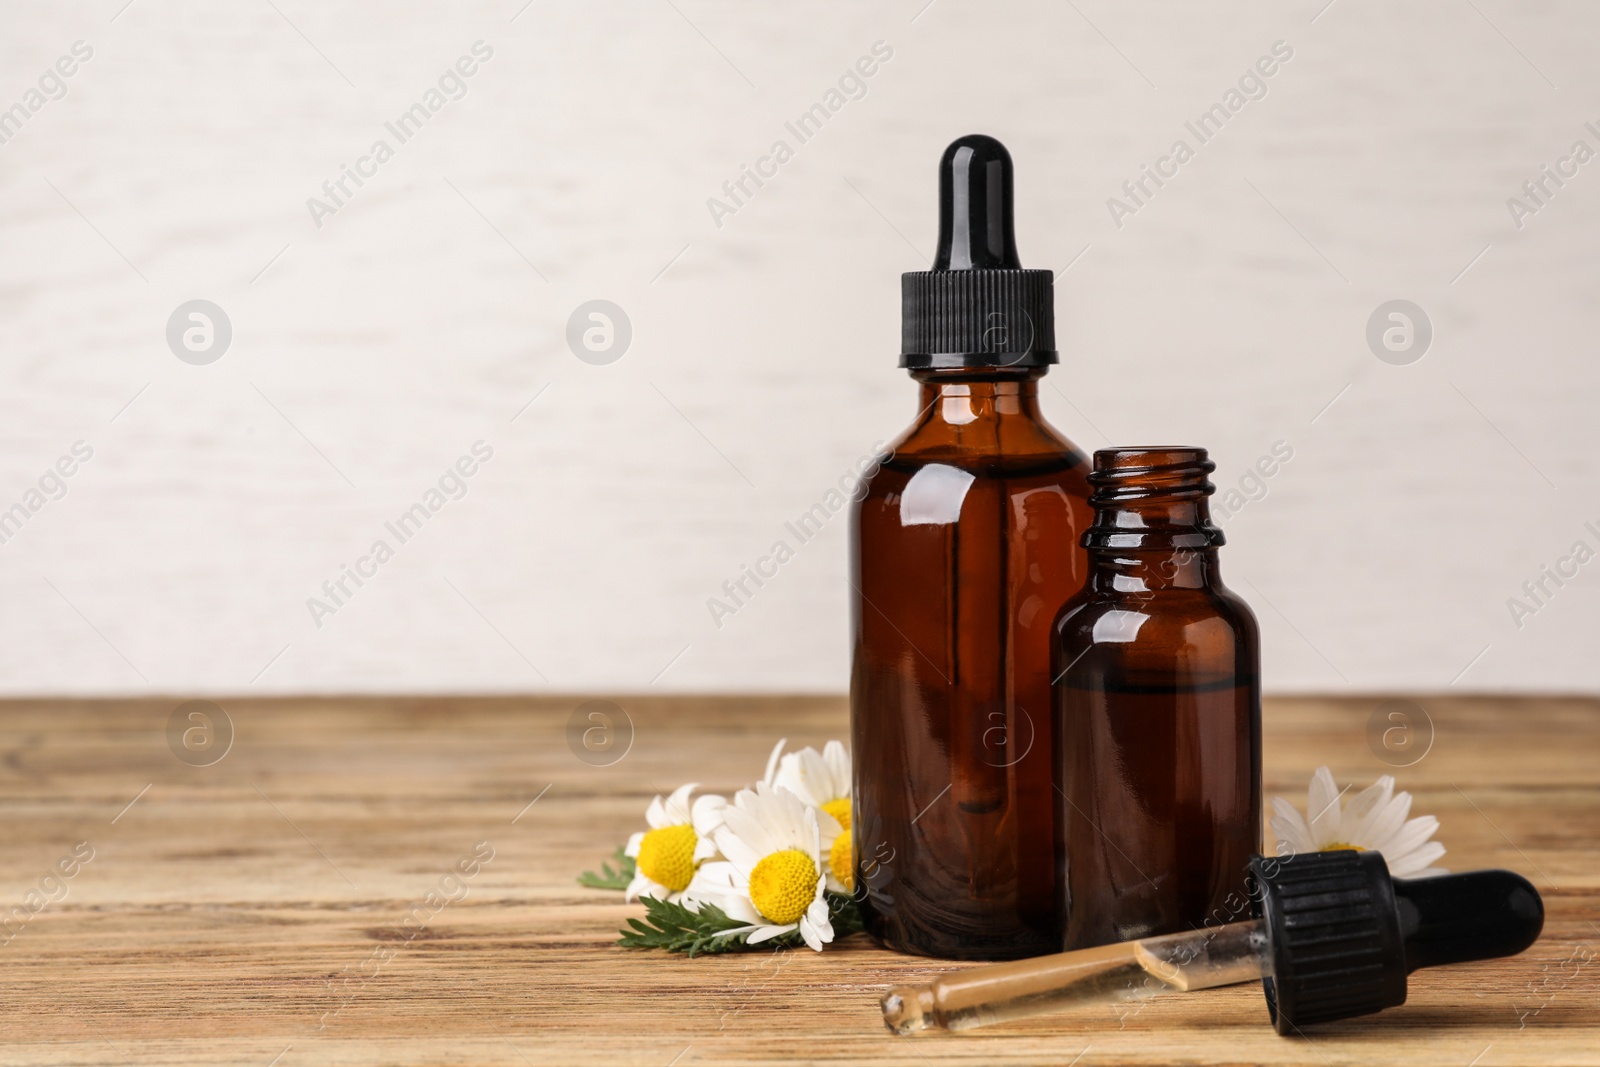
[1051,448,1261,950]
[851,135,1093,960]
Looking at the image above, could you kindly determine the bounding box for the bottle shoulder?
[864,419,1090,484]
[859,450,1091,489]
[1053,585,1259,646]
[1050,594,1259,687]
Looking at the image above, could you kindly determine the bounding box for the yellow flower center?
[748,848,819,925]
[821,796,852,831]
[636,824,698,892]
[828,831,854,892]
[1320,841,1360,853]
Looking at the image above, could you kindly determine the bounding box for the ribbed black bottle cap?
[1251,851,1544,1035]
[900,135,1056,369]
[1251,850,1408,1034]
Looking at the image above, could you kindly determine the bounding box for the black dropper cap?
[1250,850,1544,1034]
[900,135,1056,369]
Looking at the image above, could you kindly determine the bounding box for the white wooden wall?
[1,0,1595,694]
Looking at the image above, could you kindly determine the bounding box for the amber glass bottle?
[851,135,1093,960]
[1051,448,1261,951]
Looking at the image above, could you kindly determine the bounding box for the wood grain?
[0,695,1595,1066]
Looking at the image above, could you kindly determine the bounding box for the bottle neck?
[1082,447,1225,593]
[1089,546,1221,593]
[912,369,1047,428]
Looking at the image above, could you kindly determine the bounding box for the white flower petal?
[756,781,796,842]
[1385,840,1447,878]
[801,745,830,779]
[1307,767,1343,844]
[717,896,765,924]
[712,824,762,877]
[750,781,813,855]
[1345,779,1401,847]
[625,831,644,857]
[663,782,698,824]
[715,923,763,941]
[763,739,787,786]
[721,795,778,858]
[791,794,816,853]
[624,871,653,902]
[645,794,667,829]
[684,863,764,921]
[1341,777,1393,838]
[693,836,719,863]
[1360,790,1413,854]
[684,860,760,920]
[746,923,796,945]
[781,747,834,809]
[631,872,678,903]
[1269,797,1316,853]
[684,883,764,925]
[772,752,809,806]
[688,859,737,885]
[1379,815,1441,866]
[691,794,727,835]
[801,803,821,861]
[801,899,834,950]
[823,740,851,795]
[817,810,843,849]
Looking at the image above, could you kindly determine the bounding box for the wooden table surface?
[1,695,1596,1066]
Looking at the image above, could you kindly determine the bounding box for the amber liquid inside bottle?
[851,369,1093,959]
[1051,448,1261,951]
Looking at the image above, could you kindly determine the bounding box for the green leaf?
[619,895,754,956]
[616,891,865,956]
[577,844,636,891]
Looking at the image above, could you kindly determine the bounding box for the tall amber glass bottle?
[1051,448,1261,951]
[850,135,1093,960]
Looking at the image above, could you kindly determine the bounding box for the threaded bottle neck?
[1082,447,1224,552]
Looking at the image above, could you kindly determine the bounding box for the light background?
[0,0,1595,695]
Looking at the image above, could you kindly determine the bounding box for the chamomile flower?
[1270,766,1447,878]
[624,783,726,902]
[685,782,835,951]
[774,740,854,894]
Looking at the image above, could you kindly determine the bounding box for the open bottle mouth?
[1087,447,1216,503]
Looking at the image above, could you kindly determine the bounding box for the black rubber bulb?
[1395,868,1545,972]
[933,134,1022,270]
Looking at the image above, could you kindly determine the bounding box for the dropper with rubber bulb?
[901,133,1054,372]
[881,850,1544,1035]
